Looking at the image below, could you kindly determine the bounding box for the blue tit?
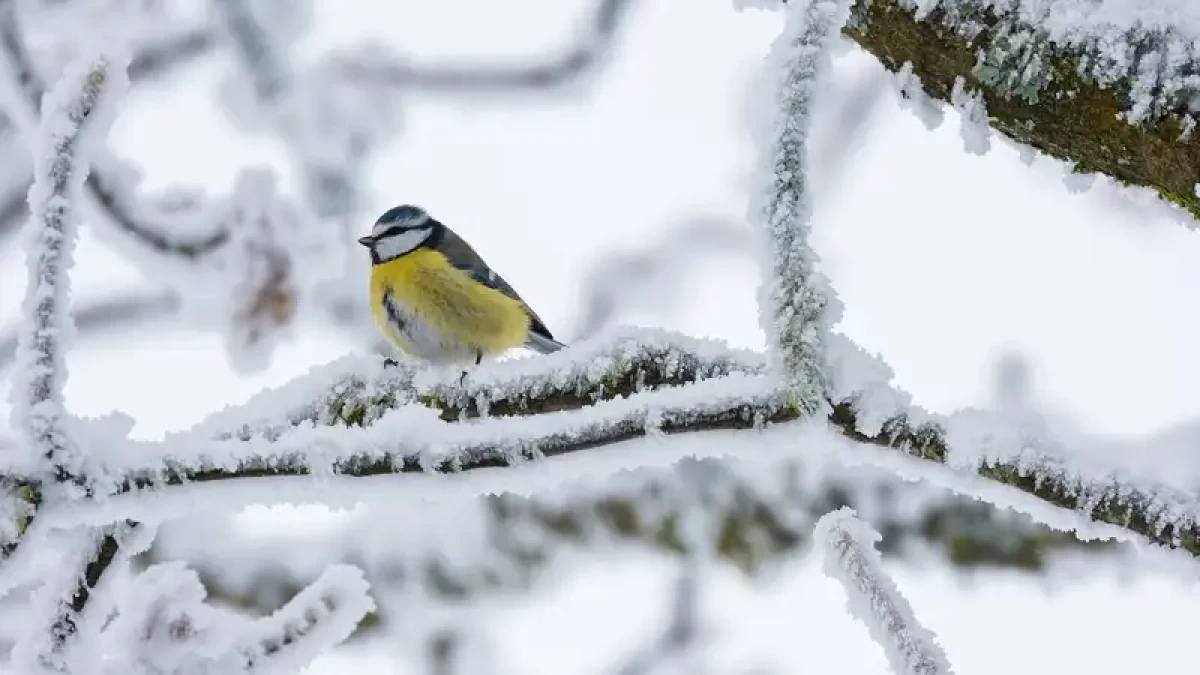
[357,204,565,369]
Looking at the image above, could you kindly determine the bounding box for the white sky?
[1,0,1198,672]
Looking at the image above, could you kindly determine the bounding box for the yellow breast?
[369,249,531,355]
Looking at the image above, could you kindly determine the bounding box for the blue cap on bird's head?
[358,204,431,248]
[376,204,428,228]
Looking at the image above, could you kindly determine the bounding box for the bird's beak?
[357,236,375,248]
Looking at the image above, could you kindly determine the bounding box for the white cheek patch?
[375,227,432,260]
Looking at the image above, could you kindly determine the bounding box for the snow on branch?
[332,0,636,93]
[816,508,953,675]
[824,0,1200,225]
[13,524,127,673]
[0,2,229,259]
[100,561,373,675]
[9,49,127,480]
[13,326,1181,563]
[754,0,851,413]
[0,2,340,371]
[145,454,1098,622]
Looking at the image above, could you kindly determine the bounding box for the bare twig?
[2,52,138,672]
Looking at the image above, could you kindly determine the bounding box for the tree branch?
[825,0,1200,223]
[0,2,230,259]
[0,289,177,375]
[332,0,636,93]
[817,508,953,675]
[43,328,1194,563]
[0,22,219,250]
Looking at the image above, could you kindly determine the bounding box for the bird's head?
[358,204,436,264]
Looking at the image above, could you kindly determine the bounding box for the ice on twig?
[816,508,953,675]
[9,50,127,479]
[753,0,852,413]
[101,561,373,675]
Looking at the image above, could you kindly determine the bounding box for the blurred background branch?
[0,0,1176,666]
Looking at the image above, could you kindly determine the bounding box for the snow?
[8,50,128,478]
[93,561,373,675]
[891,62,944,131]
[816,507,953,675]
[889,0,1200,122]
[0,0,1198,672]
[753,0,852,413]
[948,76,989,156]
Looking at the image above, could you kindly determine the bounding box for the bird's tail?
[525,332,566,355]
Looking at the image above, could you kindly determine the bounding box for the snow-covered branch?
[144,456,1097,626]
[805,0,1200,225]
[41,327,1185,565]
[9,49,126,479]
[754,0,851,413]
[99,561,374,675]
[0,26,214,247]
[0,289,177,374]
[12,524,128,673]
[0,2,230,259]
[333,0,636,93]
[816,508,953,675]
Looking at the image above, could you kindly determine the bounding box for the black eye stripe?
[375,225,407,239]
[374,224,429,240]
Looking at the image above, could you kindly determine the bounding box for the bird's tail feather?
[525,332,565,355]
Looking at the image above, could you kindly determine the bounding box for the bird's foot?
[383,357,399,369]
[458,369,468,387]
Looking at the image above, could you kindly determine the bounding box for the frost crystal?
[892,62,944,131]
[949,76,990,155]
[816,508,954,675]
[9,51,128,477]
[754,0,852,413]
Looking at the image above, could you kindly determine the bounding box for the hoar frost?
[753,0,854,414]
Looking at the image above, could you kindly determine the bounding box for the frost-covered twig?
[0,288,177,374]
[0,27,216,247]
[0,2,230,259]
[55,326,1195,562]
[211,0,288,102]
[143,454,1098,620]
[816,508,953,675]
[754,0,851,412]
[9,50,126,479]
[101,561,374,675]
[13,524,127,673]
[334,0,635,93]
[111,371,789,491]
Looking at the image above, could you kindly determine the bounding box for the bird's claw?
[383,357,399,368]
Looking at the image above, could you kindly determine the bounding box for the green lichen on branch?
[840,0,1200,221]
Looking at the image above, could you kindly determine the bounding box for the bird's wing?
[432,227,557,342]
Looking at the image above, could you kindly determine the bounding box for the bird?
[357,205,565,375]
